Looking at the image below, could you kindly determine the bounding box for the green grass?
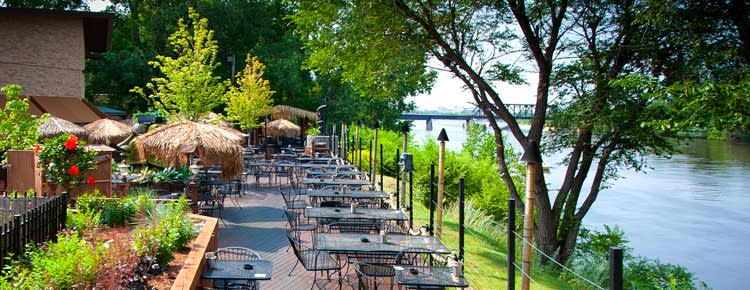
[382,176,572,290]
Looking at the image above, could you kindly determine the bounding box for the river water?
[410,119,749,290]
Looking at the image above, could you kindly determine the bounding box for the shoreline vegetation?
[366,124,710,289]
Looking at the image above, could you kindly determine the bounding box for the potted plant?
[35,134,97,196]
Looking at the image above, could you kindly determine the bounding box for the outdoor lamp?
[117,163,130,176]
[400,153,415,172]
[189,163,203,175]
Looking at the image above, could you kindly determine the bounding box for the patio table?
[305,207,406,222]
[394,265,469,289]
[201,260,273,289]
[305,188,388,199]
[315,233,450,254]
[302,178,371,187]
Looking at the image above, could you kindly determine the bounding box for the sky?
[408,67,537,112]
[89,1,536,112]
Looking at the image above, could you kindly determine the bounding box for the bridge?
[401,104,534,131]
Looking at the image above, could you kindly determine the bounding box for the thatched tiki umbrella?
[266,119,301,137]
[134,120,244,180]
[270,105,318,142]
[84,118,132,146]
[38,116,88,139]
[271,105,318,121]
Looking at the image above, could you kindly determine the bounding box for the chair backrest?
[284,208,303,227]
[222,179,241,195]
[328,221,381,234]
[352,262,395,290]
[215,247,262,260]
[319,200,341,207]
[395,247,443,267]
[286,231,305,260]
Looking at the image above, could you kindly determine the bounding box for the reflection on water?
[408,119,749,290]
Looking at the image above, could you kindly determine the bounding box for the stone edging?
[171,213,219,290]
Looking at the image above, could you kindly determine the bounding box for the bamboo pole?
[520,140,541,290]
[436,128,448,239]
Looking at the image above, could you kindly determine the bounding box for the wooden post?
[372,121,379,189]
[400,123,409,208]
[436,128,448,239]
[520,140,541,290]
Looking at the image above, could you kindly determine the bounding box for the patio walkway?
[215,184,359,290]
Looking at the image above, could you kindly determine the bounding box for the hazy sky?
[408,68,537,111]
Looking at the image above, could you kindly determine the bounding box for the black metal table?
[305,207,406,222]
[394,265,469,289]
[201,260,273,289]
[315,233,450,254]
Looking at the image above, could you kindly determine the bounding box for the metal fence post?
[379,143,384,191]
[610,247,623,290]
[409,171,414,229]
[458,178,465,260]
[508,199,516,290]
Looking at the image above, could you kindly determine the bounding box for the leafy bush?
[23,231,106,289]
[66,208,102,237]
[133,195,197,264]
[563,225,709,289]
[75,190,137,227]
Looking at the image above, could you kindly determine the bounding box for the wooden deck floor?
[215,183,387,290]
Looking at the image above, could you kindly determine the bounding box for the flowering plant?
[35,134,97,192]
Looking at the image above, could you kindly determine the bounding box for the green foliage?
[147,166,187,184]
[563,225,708,289]
[35,134,98,193]
[0,84,45,163]
[24,232,106,289]
[66,208,102,237]
[359,127,524,222]
[133,195,196,265]
[134,7,226,121]
[225,54,275,130]
[305,126,320,136]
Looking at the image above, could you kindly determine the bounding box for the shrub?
[133,195,197,265]
[562,225,709,289]
[24,231,105,289]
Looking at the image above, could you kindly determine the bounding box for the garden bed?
[91,214,217,289]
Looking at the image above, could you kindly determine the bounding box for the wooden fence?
[0,192,68,269]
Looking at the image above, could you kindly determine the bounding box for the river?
[409,119,749,290]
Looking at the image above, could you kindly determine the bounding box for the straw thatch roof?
[266,119,301,137]
[134,120,244,180]
[84,118,132,145]
[37,116,88,139]
[272,105,318,121]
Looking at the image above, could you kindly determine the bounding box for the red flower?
[63,134,78,150]
[88,175,96,186]
[68,165,80,176]
[33,144,41,154]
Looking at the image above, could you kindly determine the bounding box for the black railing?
[0,192,68,269]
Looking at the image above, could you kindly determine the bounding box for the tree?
[225,54,275,130]
[0,84,45,162]
[291,0,702,268]
[133,7,226,121]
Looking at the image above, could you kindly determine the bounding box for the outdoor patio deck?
[215,184,369,290]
